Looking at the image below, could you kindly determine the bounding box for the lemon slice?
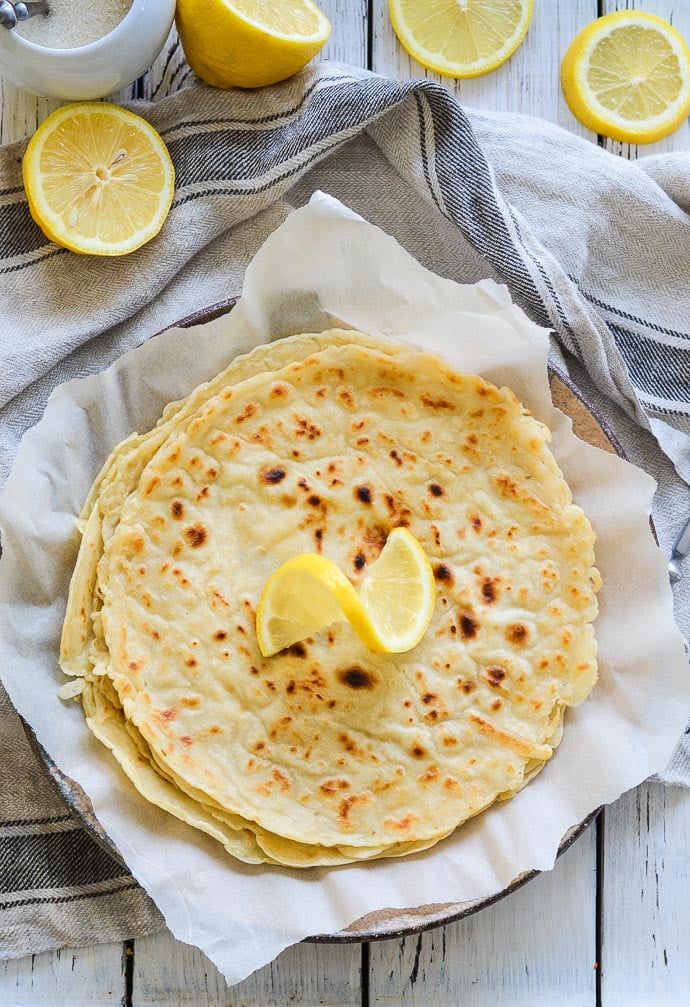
[256,527,435,657]
[22,103,175,257]
[561,11,690,144]
[176,0,331,90]
[389,0,532,79]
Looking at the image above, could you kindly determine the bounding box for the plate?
[24,300,623,943]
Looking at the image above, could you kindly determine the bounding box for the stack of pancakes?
[60,330,600,867]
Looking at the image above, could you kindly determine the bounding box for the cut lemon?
[561,11,690,144]
[22,103,175,257]
[176,0,331,89]
[256,527,435,657]
[389,0,532,79]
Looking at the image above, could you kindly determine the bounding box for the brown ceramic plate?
[25,299,624,943]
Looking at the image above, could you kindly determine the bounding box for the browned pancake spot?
[459,611,479,639]
[421,395,454,410]
[213,630,227,642]
[363,525,387,551]
[506,622,529,645]
[429,482,444,497]
[235,402,258,424]
[184,523,208,548]
[338,667,376,690]
[180,696,200,708]
[353,552,366,571]
[288,643,307,658]
[384,813,416,830]
[355,485,373,504]
[319,779,350,795]
[338,795,360,820]
[434,563,454,585]
[486,665,506,687]
[261,466,286,484]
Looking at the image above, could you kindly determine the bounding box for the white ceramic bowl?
[0,0,176,100]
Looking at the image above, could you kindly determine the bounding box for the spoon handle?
[15,0,49,19]
[0,0,48,26]
[669,515,690,583]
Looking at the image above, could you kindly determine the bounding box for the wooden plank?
[369,823,597,1007]
[132,928,363,1007]
[601,781,690,1005]
[601,0,690,159]
[0,943,125,1006]
[320,0,368,66]
[0,80,58,145]
[370,0,598,140]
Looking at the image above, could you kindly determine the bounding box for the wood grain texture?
[0,943,125,1006]
[368,822,597,1007]
[601,781,690,1006]
[132,929,363,1006]
[320,0,368,66]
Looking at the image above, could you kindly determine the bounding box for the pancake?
[60,330,600,866]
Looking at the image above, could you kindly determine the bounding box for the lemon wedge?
[176,0,331,90]
[22,103,175,257]
[389,0,532,79]
[256,527,436,657]
[561,11,690,144]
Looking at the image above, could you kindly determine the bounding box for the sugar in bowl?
[0,0,175,99]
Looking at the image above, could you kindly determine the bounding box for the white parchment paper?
[1,193,688,984]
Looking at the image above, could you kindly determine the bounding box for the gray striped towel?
[1,59,689,959]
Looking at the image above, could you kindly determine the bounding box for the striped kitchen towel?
[0,59,689,958]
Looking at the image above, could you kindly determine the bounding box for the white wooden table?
[1,1,689,1004]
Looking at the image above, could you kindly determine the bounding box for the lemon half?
[176,0,331,89]
[22,102,175,256]
[256,527,436,657]
[389,0,533,79]
[561,11,690,144]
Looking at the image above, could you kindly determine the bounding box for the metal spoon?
[0,0,49,29]
[669,515,690,584]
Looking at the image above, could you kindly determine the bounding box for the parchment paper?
[0,193,688,984]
